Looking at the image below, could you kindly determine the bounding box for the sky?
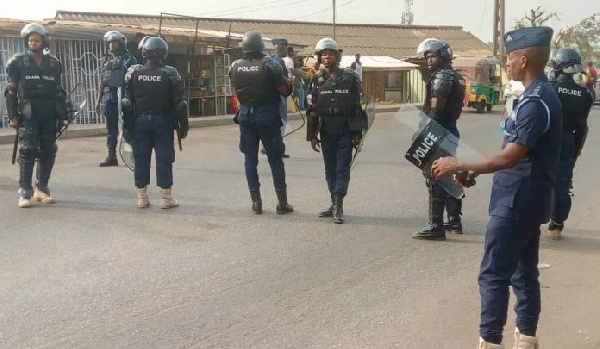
[2,0,599,43]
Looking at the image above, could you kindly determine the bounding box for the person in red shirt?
[586,61,597,99]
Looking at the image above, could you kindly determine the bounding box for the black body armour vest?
[425,69,464,124]
[317,70,357,134]
[18,54,59,100]
[16,54,60,118]
[555,78,591,133]
[102,56,127,88]
[131,65,172,115]
[231,58,279,106]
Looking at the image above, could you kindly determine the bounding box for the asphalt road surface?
[1,107,599,348]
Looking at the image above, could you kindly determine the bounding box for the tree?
[555,13,600,62]
[514,6,559,29]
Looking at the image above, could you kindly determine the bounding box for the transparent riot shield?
[396,104,482,199]
[117,87,134,171]
[350,95,376,170]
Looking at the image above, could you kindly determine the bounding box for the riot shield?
[56,83,86,141]
[397,104,482,199]
[117,87,135,171]
[350,95,376,170]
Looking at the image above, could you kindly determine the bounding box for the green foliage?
[513,7,599,62]
[555,13,600,62]
[514,6,559,29]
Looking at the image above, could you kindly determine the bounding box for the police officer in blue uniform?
[413,38,466,240]
[122,36,188,209]
[547,49,594,240]
[95,31,137,167]
[229,31,294,214]
[307,38,366,224]
[5,23,68,208]
[432,27,561,348]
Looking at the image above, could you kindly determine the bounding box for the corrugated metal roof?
[0,17,236,46]
[340,55,418,71]
[54,11,492,58]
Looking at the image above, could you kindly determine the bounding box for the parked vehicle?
[454,57,502,113]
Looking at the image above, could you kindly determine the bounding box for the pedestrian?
[547,49,594,240]
[292,56,307,110]
[122,36,188,209]
[353,53,363,82]
[412,38,466,241]
[229,31,294,215]
[95,31,137,167]
[585,61,597,100]
[5,23,68,208]
[432,26,561,348]
[307,38,367,224]
[271,38,291,158]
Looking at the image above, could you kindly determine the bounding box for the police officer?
[547,49,593,240]
[5,23,68,208]
[413,38,465,240]
[95,31,137,167]
[432,27,561,348]
[229,31,294,214]
[122,36,188,209]
[307,38,366,224]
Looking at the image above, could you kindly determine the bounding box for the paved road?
[1,107,599,348]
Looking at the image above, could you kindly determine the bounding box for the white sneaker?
[513,329,538,349]
[33,188,56,204]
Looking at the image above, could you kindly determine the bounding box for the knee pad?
[40,142,58,160]
[272,137,285,156]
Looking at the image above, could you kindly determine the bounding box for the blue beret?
[272,38,288,46]
[504,26,553,53]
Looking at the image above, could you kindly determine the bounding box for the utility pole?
[492,0,505,64]
[401,0,414,25]
[332,0,337,40]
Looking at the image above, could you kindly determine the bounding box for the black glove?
[122,129,132,143]
[456,171,476,188]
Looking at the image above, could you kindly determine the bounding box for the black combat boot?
[249,188,262,214]
[319,194,335,218]
[413,196,446,241]
[444,197,463,234]
[275,188,293,214]
[99,149,118,167]
[332,194,344,224]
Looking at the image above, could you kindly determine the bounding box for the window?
[386,71,403,89]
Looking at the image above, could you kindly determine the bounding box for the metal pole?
[492,0,506,72]
[332,0,336,40]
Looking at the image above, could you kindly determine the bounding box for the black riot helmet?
[21,23,51,49]
[417,38,453,63]
[103,31,127,51]
[551,48,583,74]
[242,31,265,54]
[141,37,168,61]
[137,36,150,51]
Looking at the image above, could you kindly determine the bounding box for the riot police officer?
[432,26,561,348]
[413,38,465,240]
[307,38,366,224]
[5,23,67,208]
[122,36,188,209]
[547,49,594,240]
[229,31,294,214]
[95,31,137,167]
